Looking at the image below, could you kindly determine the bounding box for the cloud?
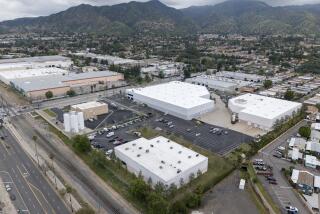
[0,0,319,21]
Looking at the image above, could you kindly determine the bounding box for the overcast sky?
[0,0,320,21]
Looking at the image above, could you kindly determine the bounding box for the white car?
[106,132,115,138]
[5,184,11,192]
[105,149,113,156]
[285,206,298,213]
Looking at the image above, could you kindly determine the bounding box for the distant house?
[305,155,320,169]
[306,141,320,156]
[311,124,320,142]
[289,138,307,151]
[291,169,314,195]
[288,148,303,161]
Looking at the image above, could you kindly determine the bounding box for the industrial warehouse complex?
[114,136,208,188]
[186,75,252,93]
[11,71,124,100]
[126,81,214,120]
[228,94,302,130]
[0,55,73,71]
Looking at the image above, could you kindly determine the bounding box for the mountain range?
[0,0,320,35]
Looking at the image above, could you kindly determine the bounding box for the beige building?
[71,101,108,120]
[10,71,125,100]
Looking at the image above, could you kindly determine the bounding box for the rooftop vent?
[170,146,173,149]
[132,143,136,146]
[146,149,149,153]
[177,169,181,174]
[196,154,199,157]
[178,160,181,164]
[167,140,170,143]
[137,154,141,157]
[178,151,182,154]
[159,166,163,169]
[188,155,191,159]
[125,147,129,150]
[139,147,142,150]
[161,160,165,164]
[157,140,160,143]
[150,144,154,147]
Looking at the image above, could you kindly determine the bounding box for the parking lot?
[51,102,138,130]
[51,94,253,156]
[99,95,253,156]
[254,120,309,214]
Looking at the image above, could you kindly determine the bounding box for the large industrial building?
[229,94,302,130]
[126,81,214,120]
[216,71,266,82]
[186,75,251,93]
[0,67,68,84]
[11,71,124,101]
[71,101,108,120]
[115,136,208,188]
[0,55,72,71]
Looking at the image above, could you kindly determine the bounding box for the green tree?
[284,90,295,101]
[263,80,273,89]
[183,68,191,79]
[299,126,311,139]
[129,177,149,201]
[185,192,201,208]
[145,74,152,83]
[45,91,53,99]
[66,90,76,97]
[158,71,165,79]
[147,192,168,214]
[169,201,187,214]
[72,135,91,154]
[91,150,106,169]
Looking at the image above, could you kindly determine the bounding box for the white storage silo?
[63,113,71,132]
[77,112,85,130]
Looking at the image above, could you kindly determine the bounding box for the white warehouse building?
[126,81,214,120]
[115,136,208,188]
[229,94,302,130]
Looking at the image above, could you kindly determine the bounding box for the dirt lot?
[0,82,29,106]
[198,93,265,137]
[195,170,259,214]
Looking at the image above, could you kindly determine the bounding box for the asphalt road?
[0,126,69,214]
[255,119,310,214]
[13,114,135,214]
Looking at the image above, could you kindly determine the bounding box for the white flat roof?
[127,81,212,109]
[230,93,302,119]
[291,169,299,183]
[72,101,107,110]
[0,67,68,80]
[115,136,208,182]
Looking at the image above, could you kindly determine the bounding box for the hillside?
[181,1,320,35]
[1,0,320,35]
[0,0,196,35]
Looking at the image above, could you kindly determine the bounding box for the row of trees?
[70,134,204,214]
[45,89,76,99]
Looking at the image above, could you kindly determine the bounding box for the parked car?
[273,153,282,158]
[105,149,113,156]
[269,180,278,185]
[285,206,298,214]
[106,132,115,138]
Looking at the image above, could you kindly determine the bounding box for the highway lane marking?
[6,169,30,213]
[17,166,47,214]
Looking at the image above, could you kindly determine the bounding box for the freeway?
[254,120,310,214]
[13,114,139,214]
[0,126,69,214]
